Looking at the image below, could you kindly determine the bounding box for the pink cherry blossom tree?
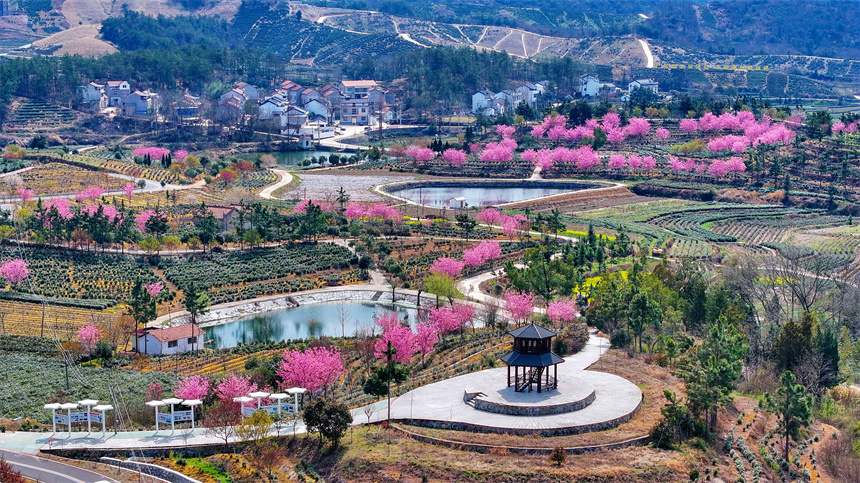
[442,148,467,167]
[463,240,502,266]
[0,259,29,285]
[175,375,211,400]
[476,209,502,225]
[430,257,465,278]
[415,321,439,362]
[145,282,163,298]
[122,183,135,200]
[504,290,534,325]
[679,118,698,132]
[344,202,368,220]
[656,127,671,140]
[16,187,34,203]
[76,185,106,203]
[77,324,104,353]
[215,374,259,403]
[405,145,435,162]
[546,299,579,325]
[374,312,418,364]
[276,346,345,394]
[428,304,475,335]
[624,117,651,137]
[496,124,516,139]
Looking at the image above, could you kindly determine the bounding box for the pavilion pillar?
[507,365,511,387]
[537,368,542,393]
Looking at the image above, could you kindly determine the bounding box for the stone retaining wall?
[391,423,649,455]
[471,390,595,416]
[396,393,643,437]
[100,457,201,483]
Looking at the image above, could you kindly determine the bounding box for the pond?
[236,151,335,166]
[385,181,599,208]
[203,300,419,349]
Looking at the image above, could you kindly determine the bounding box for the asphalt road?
[0,449,119,483]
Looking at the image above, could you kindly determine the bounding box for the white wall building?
[136,324,204,355]
[579,74,599,97]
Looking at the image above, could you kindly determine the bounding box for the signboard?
[70,412,90,423]
[173,410,193,422]
[241,404,296,418]
[157,412,172,424]
[54,412,102,425]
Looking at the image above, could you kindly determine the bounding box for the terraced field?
[3,99,78,131]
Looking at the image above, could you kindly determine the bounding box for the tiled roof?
[136,324,203,342]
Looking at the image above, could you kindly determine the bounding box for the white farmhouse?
[579,74,599,97]
[136,324,204,355]
[629,79,659,94]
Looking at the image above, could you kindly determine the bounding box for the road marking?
[8,459,89,483]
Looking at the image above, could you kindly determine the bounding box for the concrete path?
[0,448,121,483]
[359,333,642,434]
[257,169,294,200]
[0,423,307,454]
[637,38,655,68]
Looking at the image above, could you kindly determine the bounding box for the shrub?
[549,446,566,466]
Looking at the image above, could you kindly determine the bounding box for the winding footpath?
[257,169,294,200]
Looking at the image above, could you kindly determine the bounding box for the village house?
[79,82,108,110]
[472,90,498,115]
[579,74,599,97]
[234,82,260,101]
[121,90,159,118]
[339,80,377,98]
[135,324,204,355]
[174,91,201,122]
[303,98,330,121]
[280,106,309,134]
[629,79,659,94]
[216,97,245,123]
[259,94,290,120]
[106,80,131,107]
[340,96,371,125]
[300,87,323,105]
[219,88,248,105]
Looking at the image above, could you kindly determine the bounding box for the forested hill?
[313,0,859,59]
[639,0,860,59]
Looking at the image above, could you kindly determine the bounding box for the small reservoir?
[384,180,598,208]
[203,301,418,348]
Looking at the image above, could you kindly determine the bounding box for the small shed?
[500,323,564,393]
[136,324,204,355]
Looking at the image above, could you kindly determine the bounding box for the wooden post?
[507,365,510,387]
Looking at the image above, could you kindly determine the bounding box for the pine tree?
[764,371,813,460]
[680,316,747,432]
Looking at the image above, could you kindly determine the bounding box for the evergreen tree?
[680,315,747,432]
[183,281,211,339]
[127,279,156,350]
[764,371,813,460]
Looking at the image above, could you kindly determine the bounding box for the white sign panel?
[54,414,69,425]
[69,412,91,423]
[173,410,193,422]
[157,412,172,424]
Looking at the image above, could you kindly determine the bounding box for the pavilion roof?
[509,323,556,339]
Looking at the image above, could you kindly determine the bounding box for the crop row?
[7,246,160,303]
[666,239,712,259]
[711,221,786,245]
[654,207,813,242]
[158,243,356,291]
[205,270,367,305]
